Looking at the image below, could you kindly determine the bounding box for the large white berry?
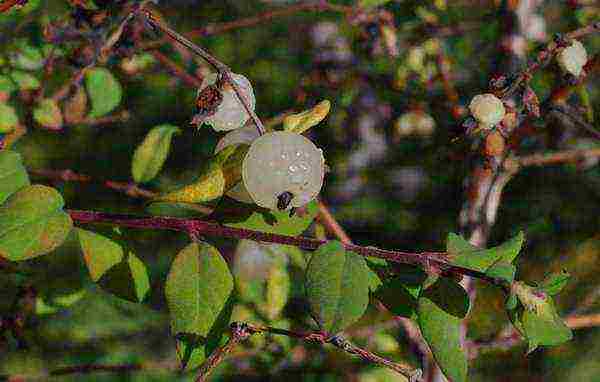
[214,122,259,204]
[242,131,325,210]
[469,93,505,128]
[556,40,588,77]
[198,72,256,131]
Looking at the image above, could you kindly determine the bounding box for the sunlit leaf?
[0,150,29,204]
[85,67,122,118]
[283,100,331,134]
[131,124,181,183]
[33,99,63,130]
[76,228,124,282]
[0,103,18,133]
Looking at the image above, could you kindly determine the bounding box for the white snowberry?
[198,72,256,131]
[469,93,505,128]
[214,122,260,204]
[395,111,436,137]
[556,40,588,77]
[242,131,325,210]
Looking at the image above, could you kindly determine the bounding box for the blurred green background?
[1,0,599,380]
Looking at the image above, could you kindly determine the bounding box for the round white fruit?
[469,93,505,128]
[242,131,325,210]
[199,72,256,131]
[557,40,588,77]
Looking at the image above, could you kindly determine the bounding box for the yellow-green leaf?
[0,103,18,133]
[97,251,150,303]
[0,150,30,204]
[283,100,331,134]
[10,70,40,90]
[33,99,63,130]
[0,185,72,261]
[85,67,122,118]
[76,228,124,282]
[131,124,180,183]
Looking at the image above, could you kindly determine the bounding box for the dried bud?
[484,130,505,157]
[469,93,505,128]
[556,40,587,77]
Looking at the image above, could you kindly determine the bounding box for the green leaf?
[447,231,524,272]
[165,242,233,337]
[0,185,72,261]
[359,0,392,8]
[0,75,17,95]
[417,278,469,382]
[9,39,44,71]
[283,100,330,134]
[262,261,290,321]
[98,251,150,303]
[220,198,318,236]
[131,124,181,183]
[485,261,516,283]
[85,67,122,118]
[10,70,40,90]
[0,150,30,204]
[305,241,371,334]
[76,228,124,282]
[538,270,570,296]
[0,103,19,133]
[375,265,427,319]
[33,98,63,130]
[511,281,573,352]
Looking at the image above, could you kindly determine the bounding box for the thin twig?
[149,50,203,88]
[139,10,266,135]
[510,148,600,168]
[66,209,502,284]
[316,198,353,244]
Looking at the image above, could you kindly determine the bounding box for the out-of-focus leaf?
[10,70,40,90]
[359,0,392,8]
[417,277,469,382]
[283,100,330,134]
[220,198,318,236]
[76,228,124,282]
[0,185,72,261]
[0,150,29,204]
[0,75,17,95]
[0,103,18,133]
[165,242,233,337]
[305,241,371,334]
[155,145,246,204]
[9,39,44,70]
[85,67,122,118]
[63,87,88,124]
[131,124,180,183]
[33,99,63,130]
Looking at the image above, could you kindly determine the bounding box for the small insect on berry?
[556,39,588,77]
[243,131,325,211]
[468,93,506,128]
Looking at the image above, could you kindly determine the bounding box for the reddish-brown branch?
[150,50,203,88]
[511,148,600,168]
[317,198,353,244]
[0,0,24,13]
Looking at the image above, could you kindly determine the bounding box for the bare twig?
[316,198,353,244]
[510,148,600,168]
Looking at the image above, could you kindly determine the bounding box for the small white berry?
[242,131,325,210]
[469,93,505,128]
[556,40,588,77]
[198,72,256,131]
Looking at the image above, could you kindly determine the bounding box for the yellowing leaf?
[76,228,124,282]
[283,100,331,134]
[0,103,18,133]
[33,99,63,130]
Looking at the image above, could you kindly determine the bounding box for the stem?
[139,10,266,135]
[66,209,498,283]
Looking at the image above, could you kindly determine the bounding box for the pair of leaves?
[447,231,525,283]
[165,242,234,370]
[76,228,150,303]
[508,279,572,353]
[304,241,373,334]
[131,124,181,183]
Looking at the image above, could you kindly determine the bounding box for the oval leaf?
[131,124,181,183]
[283,100,331,134]
[76,228,124,282]
[417,278,468,382]
[33,99,63,130]
[0,103,18,133]
[0,150,30,204]
[305,241,371,334]
[0,185,72,261]
[85,67,122,118]
[165,242,234,337]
